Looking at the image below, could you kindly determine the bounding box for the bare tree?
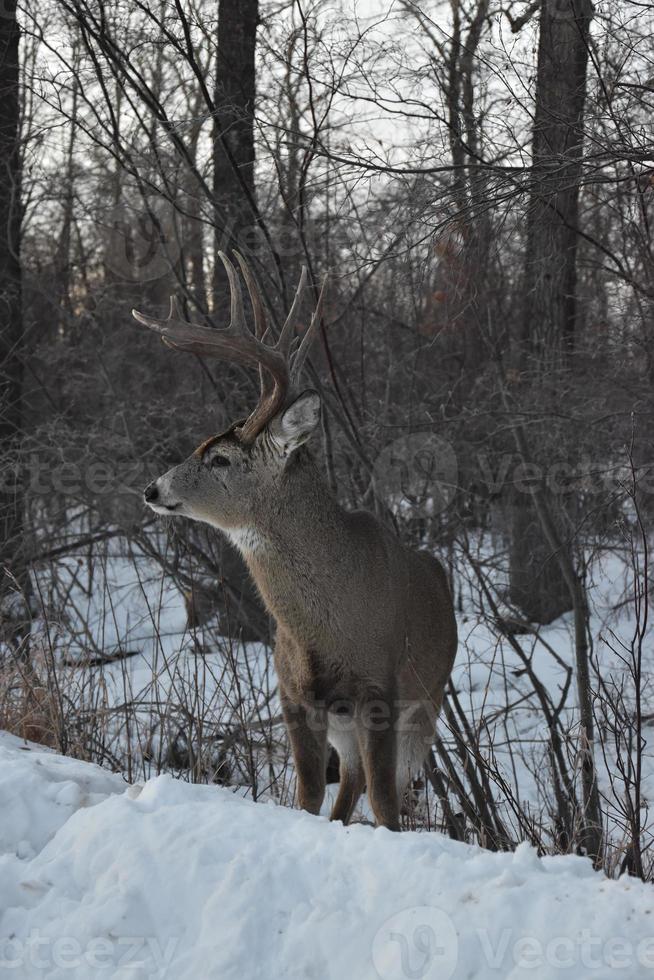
[0,0,29,647]
[509,0,594,625]
[212,0,259,300]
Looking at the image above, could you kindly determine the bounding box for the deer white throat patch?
[225,526,266,555]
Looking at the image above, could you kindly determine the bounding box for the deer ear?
[270,390,321,455]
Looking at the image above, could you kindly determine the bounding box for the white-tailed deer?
[135,253,457,830]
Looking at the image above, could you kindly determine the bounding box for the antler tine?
[217,250,248,335]
[133,257,327,445]
[215,249,291,443]
[289,274,328,388]
[277,266,309,358]
[232,250,268,341]
[230,250,277,407]
[132,294,184,333]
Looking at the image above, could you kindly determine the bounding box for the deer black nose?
[144,481,159,503]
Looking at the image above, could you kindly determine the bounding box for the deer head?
[135,252,326,536]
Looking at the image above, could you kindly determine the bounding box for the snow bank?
[1,732,653,980]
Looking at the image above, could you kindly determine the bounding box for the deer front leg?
[280,687,328,815]
[357,690,400,831]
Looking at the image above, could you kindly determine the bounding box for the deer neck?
[225,452,347,634]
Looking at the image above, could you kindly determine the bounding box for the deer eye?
[210,455,230,469]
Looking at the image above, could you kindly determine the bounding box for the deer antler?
[132,252,327,444]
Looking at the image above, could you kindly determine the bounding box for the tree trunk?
[509,504,572,624]
[209,0,264,638]
[0,0,28,643]
[212,0,258,308]
[510,0,593,624]
[523,0,593,358]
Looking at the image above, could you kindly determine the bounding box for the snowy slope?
[1,733,654,980]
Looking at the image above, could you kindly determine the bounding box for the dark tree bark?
[209,0,265,638]
[0,0,29,642]
[510,0,593,625]
[53,59,79,332]
[212,0,258,302]
[522,0,593,356]
[509,506,572,624]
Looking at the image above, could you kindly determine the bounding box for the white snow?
[2,732,654,980]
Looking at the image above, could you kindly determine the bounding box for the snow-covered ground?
[1,731,654,980]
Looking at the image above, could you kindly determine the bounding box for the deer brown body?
[136,254,457,830]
